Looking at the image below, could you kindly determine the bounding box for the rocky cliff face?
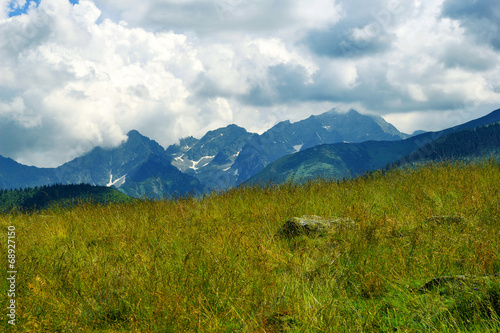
[166,124,256,191]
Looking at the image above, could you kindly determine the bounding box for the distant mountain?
[246,108,500,185]
[3,108,499,198]
[0,183,132,213]
[246,140,418,185]
[0,130,203,199]
[54,130,167,186]
[229,109,411,186]
[54,130,203,198]
[411,130,427,136]
[165,136,199,157]
[391,121,500,167]
[118,154,203,199]
[0,155,56,190]
[166,124,256,191]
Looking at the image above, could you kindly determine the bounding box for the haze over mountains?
[1,108,500,199]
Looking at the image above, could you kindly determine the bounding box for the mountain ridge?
[0,130,203,199]
[229,109,412,186]
[2,108,498,198]
[245,108,500,185]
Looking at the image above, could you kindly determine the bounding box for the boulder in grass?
[276,215,356,238]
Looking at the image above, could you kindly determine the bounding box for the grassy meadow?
[1,160,500,332]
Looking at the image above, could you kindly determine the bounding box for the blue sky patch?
[8,0,79,17]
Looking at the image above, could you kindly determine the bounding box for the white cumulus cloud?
[1,0,500,167]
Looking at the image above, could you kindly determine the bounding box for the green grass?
[1,160,500,332]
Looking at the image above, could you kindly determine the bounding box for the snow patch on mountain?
[107,173,113,187]
[293,144,303,153]
[190,156,215,170]
[107,173,127,187]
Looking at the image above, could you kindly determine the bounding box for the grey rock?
[276,215,356,238]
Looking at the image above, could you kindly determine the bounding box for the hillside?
[246,109,500,185]
[0,183,132,213]
[392,121,500,167]
[117,155,204,199]
[0,155,57,190]
[246,139,418,185]
[1,160,499,331]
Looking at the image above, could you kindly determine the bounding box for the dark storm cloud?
[237,56,485,116]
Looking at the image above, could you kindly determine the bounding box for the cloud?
[89,0,342,40]
[304,21,394,59]
[0,0,326,166]
[303,0,411,58]
[442,0,500,50]
[1,0,500,167]
[0,0,204,166]
[439,41,499,71]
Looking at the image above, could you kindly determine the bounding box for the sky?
[0,0,499,167]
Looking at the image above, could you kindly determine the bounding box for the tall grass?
[1,160,500,332]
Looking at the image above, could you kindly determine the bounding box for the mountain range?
[164,109,412,191]
[0,130,203,199]
[1,108,499,198]
[227,109,410,187]
[246,108,500,185]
